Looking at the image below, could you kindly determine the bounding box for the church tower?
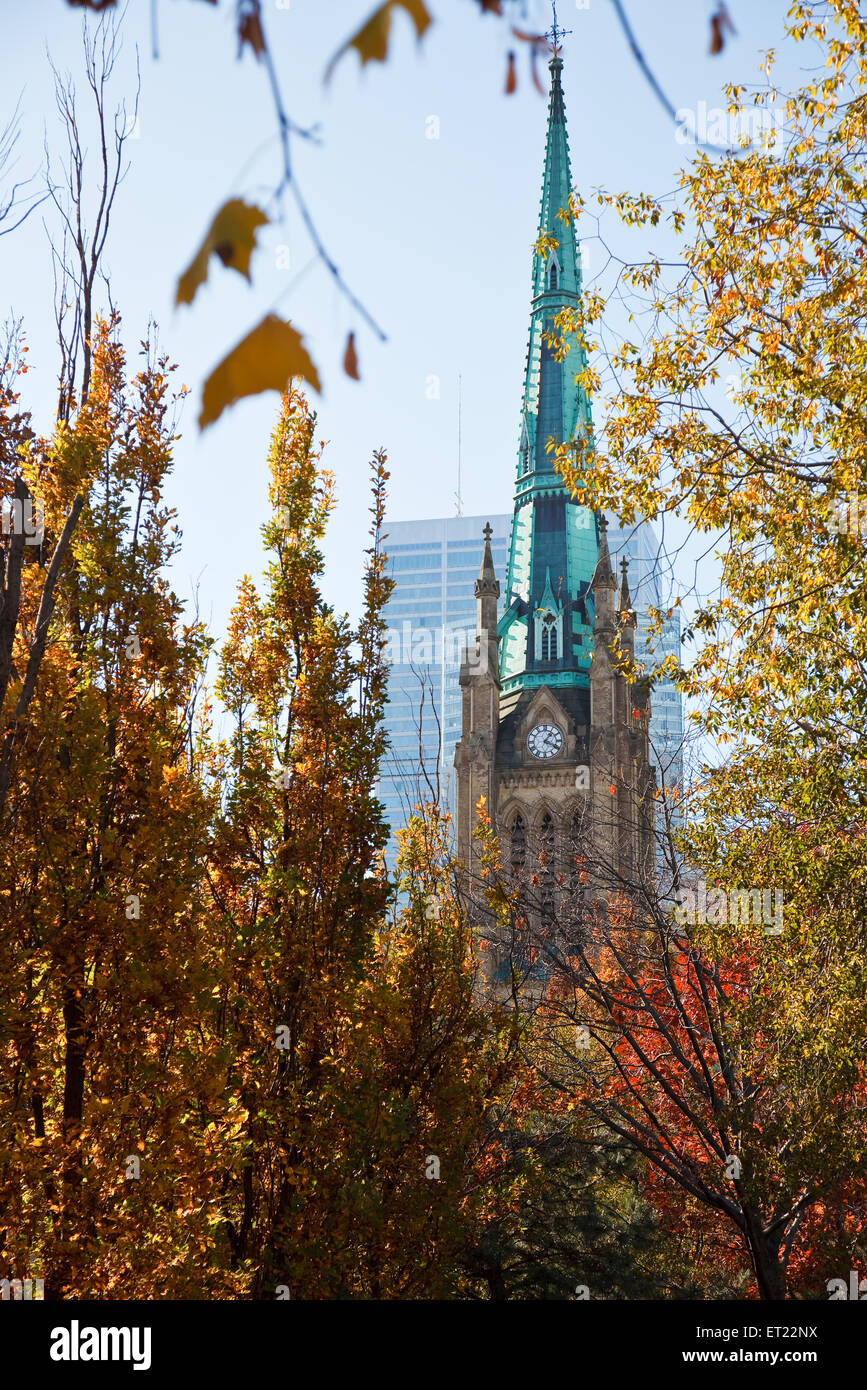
[454,47,655,926]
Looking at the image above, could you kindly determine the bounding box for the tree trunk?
[745,1215,787,1299]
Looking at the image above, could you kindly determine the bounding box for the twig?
[608,0,736,157]
[252,1,387,343]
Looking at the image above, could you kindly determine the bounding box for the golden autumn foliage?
[0,320,226,1298]
[532,0,867,1299]
[201,386,521,1297]
[0,344,527,1300]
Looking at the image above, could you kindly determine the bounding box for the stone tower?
[454,50,655,931]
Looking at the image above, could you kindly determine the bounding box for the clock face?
[527,723,564,760]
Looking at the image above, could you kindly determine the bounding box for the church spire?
[455,18,657,909]
[515,49,592,482]
[499,47,599,700]
[532,54,580,305]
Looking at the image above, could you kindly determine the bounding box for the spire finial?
[483,522,493,542]
[546,1,572,59]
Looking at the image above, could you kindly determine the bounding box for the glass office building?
[379,514,510,870]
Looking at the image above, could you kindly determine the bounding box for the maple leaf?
[198,316,321,429]
[176,199,269,307]
[325,0,431,83]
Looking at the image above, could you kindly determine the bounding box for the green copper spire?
[520,52,592,477]
[499,51,599,699]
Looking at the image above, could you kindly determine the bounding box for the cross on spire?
[483,522,493,542]
[546,1,572,57]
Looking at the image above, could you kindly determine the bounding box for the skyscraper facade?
[379,515,509,870]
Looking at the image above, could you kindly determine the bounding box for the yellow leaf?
[199,316,321,429]
[176,199,269,307]
[325,0,432,83]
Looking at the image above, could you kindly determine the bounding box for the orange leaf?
[709,3,735,56]
[238,10,266,59]
[343,331,360,381]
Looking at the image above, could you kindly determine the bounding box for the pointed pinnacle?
[618,556,636,627]
[593,515,617,591]
[475,523,500,598]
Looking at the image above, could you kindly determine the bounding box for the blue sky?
[2,0,797,643]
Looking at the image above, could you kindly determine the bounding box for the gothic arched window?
[539,811,555,864]
[539,812,556,929]
[510,813,527,875]
[548,259,559,291]
[569,810,584,891]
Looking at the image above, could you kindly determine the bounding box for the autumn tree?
[0,16,228,1298]
[203,388,517,1296]
[0,16,135,824]
[0,321,225,1299]
[510,0,867,1299]
[456,1093,686,1301]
